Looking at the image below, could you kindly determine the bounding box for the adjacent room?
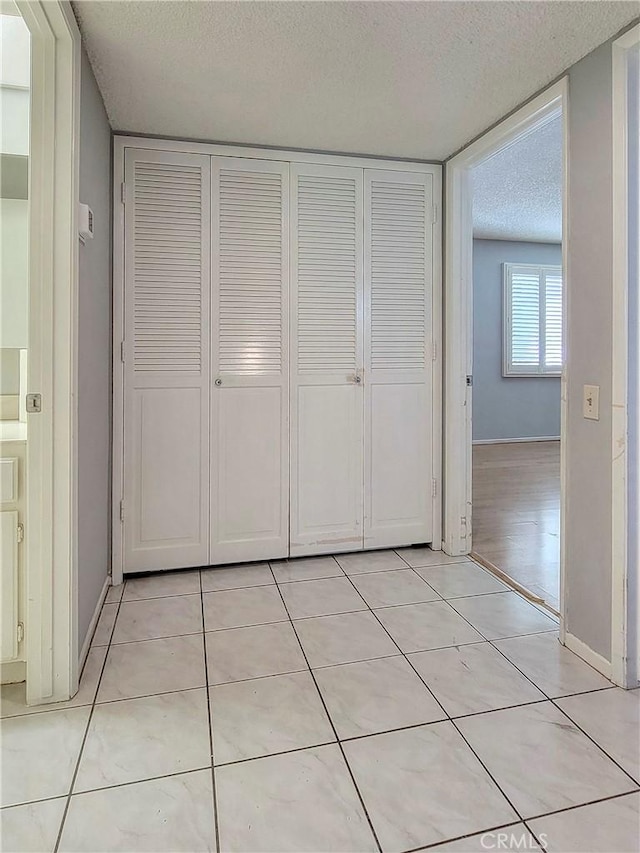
[470,112,563,611]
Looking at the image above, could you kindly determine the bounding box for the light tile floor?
[2,550,639,853]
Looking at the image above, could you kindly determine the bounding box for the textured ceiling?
[472,113,562,243]
[72,1,638,160]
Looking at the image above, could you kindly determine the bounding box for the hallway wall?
[563,37,617,664]
[77,48,112,654]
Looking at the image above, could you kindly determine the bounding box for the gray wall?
[564,37,618,661]
[77,49,112,653]
[472,239,562,441]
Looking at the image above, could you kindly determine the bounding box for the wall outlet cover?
[583,384,600,420]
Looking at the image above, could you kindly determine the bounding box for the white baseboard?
[472,436,561,445]
[79,575,110,671]
[564,631,612,680]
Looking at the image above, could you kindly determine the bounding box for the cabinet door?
[1,510,19,662]
[210,158,289,563]
[123,149,211,572]
[364,170,434,549]
[290,164,364,555]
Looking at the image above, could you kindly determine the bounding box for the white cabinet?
[1,510,19,662]
[117,143,440,575]
[1,446,25,666]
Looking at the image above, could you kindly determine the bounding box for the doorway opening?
[0,3,30,683]
[444,80,567,634]
[0,0,80,706]
[468,112,563,613]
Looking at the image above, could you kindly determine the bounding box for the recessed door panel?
[294,384,362,551]
[368,383,430,546]
[129,387,207,566]
[213,385,285,560]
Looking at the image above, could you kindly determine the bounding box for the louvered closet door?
[210,158,289,563]
[123,149,211,572]
[364,169,434,549]
[290,163,364,555]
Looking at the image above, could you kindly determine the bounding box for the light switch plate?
[583,384,600,420]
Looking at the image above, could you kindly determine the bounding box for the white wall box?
[114,138,441,578]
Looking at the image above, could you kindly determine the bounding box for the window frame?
[502,261,563,377]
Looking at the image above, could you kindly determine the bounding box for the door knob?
[215,378,222,386]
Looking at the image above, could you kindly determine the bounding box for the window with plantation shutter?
[503,263,564,376]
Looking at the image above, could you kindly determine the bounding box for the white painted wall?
[0,199,28,350]
[0,14,30,156]
[0,14,30,86]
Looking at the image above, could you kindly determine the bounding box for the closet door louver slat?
[296,173,358,374]
[210,158,289,564]
[290,164,364,555]
[364,170,433,549]
[123,149,211,572]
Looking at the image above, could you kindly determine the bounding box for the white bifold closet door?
[210,157,289,563]
[364,169,434,548]
[290,164,364,555]
[123,149,211,572]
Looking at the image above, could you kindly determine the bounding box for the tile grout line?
[7,753,639,814]
[268,557,385,853]
[547,697,640,788]
[429,593,640,788]
[338,568,534,818]
[9,766,217,809]
[52,589,123,852]
[6,560,639,846]
[403,820,534,853]
[198,568,221,853]
[362,563,640,800]
[216,559,635,798]
[39,565,631,819]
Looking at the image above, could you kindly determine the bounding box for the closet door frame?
[112,136,441,584]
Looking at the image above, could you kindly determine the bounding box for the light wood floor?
[472,441,560,611]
